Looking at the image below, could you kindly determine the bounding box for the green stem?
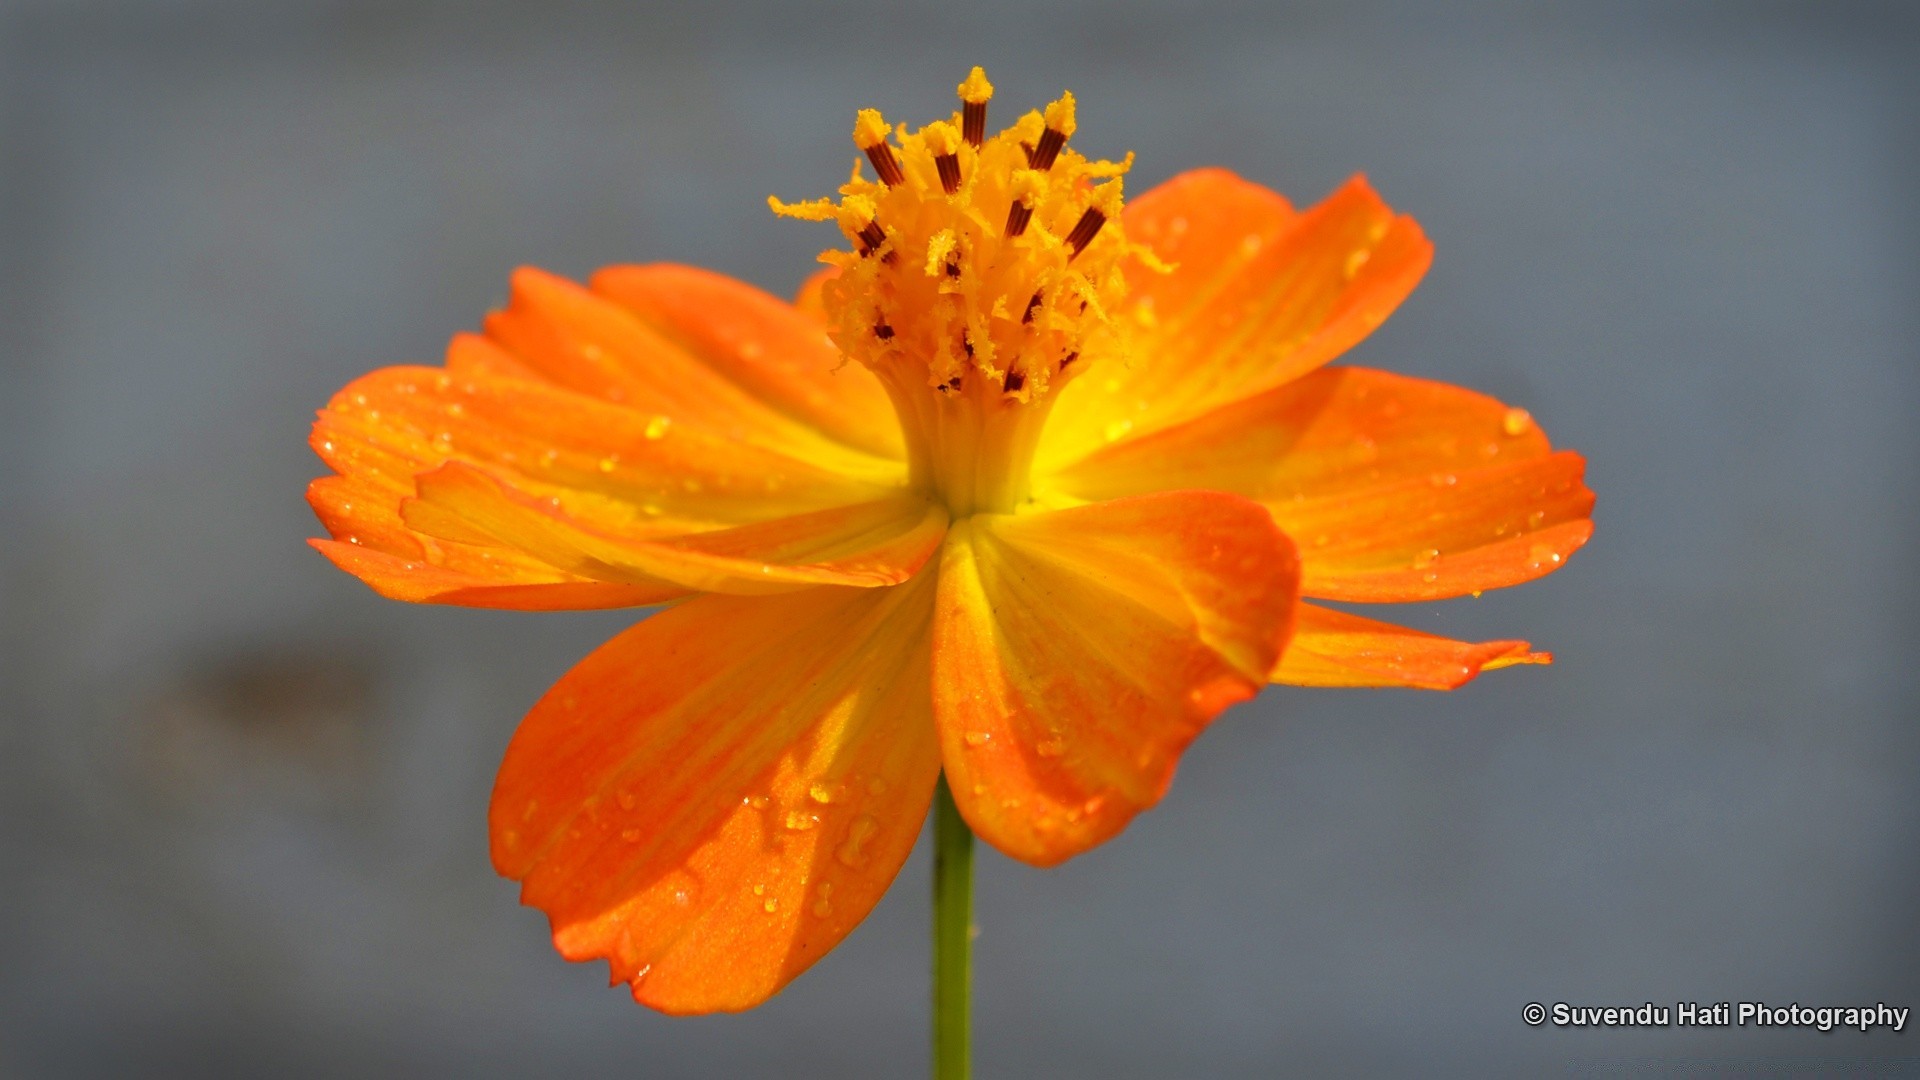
[931,774,974,1080]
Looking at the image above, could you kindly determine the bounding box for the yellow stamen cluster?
[770,68,1139,514]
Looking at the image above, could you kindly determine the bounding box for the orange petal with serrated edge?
[1042,366,1592,601]
[1039,171,1431,470]
[490,573,939,1014]
[591,264,902,460]
[932,491,1297,866]
[309,356,919,607]
[1274,603,1550,690]
[485,267,896,475]
[401,461,945,595]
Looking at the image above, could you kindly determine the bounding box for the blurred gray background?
[3,1,1917,1076]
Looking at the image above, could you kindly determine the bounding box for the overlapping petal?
[590,264,903,459]
[1274,603,1549,690]
[490,573,940,1014]
[1045,366,1594,601]
[484,267,901,473]
[311,350,922,605]
[1038,170,1433,470]
[931,492,1298,866]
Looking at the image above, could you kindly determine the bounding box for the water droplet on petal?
[620,828,641,843]
[835,815,881,869]
[784,811,819,831]
[1527,510,1547,529]
[1342,248,1371,279]
[763,898,779,914]
[645,415,672,440]
[1412,548,1441,569]
[963,731,991,748]
[1502,407,1534,437]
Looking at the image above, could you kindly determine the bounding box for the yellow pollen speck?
[852,109,891,149]
[923,120,961,158]
[958,66,993,104]
[1043,92,1077,136]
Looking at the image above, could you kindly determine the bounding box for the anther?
[957,67,993,148]
[1004,169,1043,238]
[1021,291,1042,324]
[853,109,905,187]
[1059,352,1080,370]
[1064,206,1106,257]
[856,220,887,256]
[924,122,964,195]
[1003,369,1026,393]
[1004,201,1033,238]
[874,321,894,340]
[1029,92,1077,171]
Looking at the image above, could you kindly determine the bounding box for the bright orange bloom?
[308,70,1591,1013]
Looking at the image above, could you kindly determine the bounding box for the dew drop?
[1035,736,1066,758]
[598,454,620,473]
[867,777,888,796]
[962,731,991,748]
[784,810,819,832]
[1103,418,1134,443]
[1412,548,1441,569]
[835,815,881,869]
[1342,248,1371,279]
[808,782,844,804]
[617,790,636,810]
[752,884,765,896]
[1502,407,1534,437]
[812,882,835,917]
[1527,510,1547,529]
[620,828,641,843]
[763,898,780,914]
[645,415,672,440]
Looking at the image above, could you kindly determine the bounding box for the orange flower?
[307,69,1591,1014]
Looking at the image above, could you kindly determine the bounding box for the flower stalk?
[932,774,974,1080]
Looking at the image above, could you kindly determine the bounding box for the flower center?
[772,68,1139,517]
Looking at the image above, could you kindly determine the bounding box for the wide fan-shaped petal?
[1038,171,1431,471]
[483,266,899,473]
[490,574,940,1014]
[1044,366,1594,601]
[1274,603,1550,690]
[311,362,924,607]
[590,264,902,460]
[932,491,1298,866]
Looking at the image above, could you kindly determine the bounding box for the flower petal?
[485,267,898,475]
[403,460,946,594]
[490,574,940,1014]
[590,264,903,460]
[307,475,680,610]
[1278,453,1593,601]
[311,361,917,607]
[1039,172,1432,470]
[1043,366,1595,601]
[1274,602,1550,690]
[932,491,1298,866]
